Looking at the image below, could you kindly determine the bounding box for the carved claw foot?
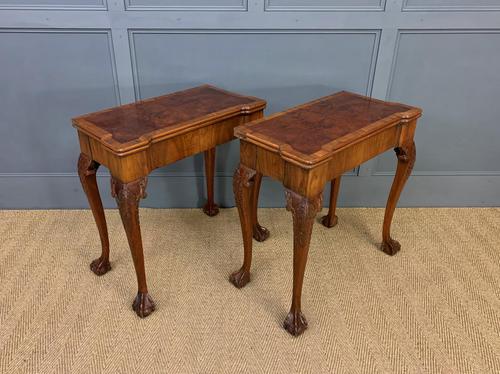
[380,238,401,256]
[283,311,308,336]
[202,203,220,217]
[320,214,338,228]
[253,224,270,242]
[90,257,111,276]
[229,267,250,289]
[132,292,156,318]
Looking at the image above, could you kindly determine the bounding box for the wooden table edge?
[73,101,266,157]
[235,108,422,169]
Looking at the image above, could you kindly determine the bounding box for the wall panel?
[402,0,500,11]
[265,0,385,11]
[0,30,119,173]
[0,0,106,10]
[375,30,500,175]
[130,30,378,175]
[125,0,246,11]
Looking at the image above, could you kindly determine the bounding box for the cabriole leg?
[77,153,111,276]
[284,189,322,336]
[252,172,270,242]
[111,176,155,318]
[381,141,416,255]
[230,164,256,288]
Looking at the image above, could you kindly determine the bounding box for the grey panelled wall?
[0,0,499,208]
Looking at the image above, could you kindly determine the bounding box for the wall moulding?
[264,0,386,12]
[0,0,107,11]
[402,0,500,12]
[124,0,247,11]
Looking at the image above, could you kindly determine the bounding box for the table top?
[73,85,266,154]
[235,91,421,167]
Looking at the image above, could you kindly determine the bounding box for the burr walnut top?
[235,91,421,168]
[73,85,266,155]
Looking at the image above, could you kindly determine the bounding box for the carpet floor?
[0,208,499,374]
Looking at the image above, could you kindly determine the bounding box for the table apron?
[239,121,415,198]
[77,111,263,183]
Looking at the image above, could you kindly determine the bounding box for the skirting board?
[1,175,499,209]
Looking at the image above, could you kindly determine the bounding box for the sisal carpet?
[0,208,499,374]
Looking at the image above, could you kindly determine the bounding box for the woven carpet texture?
[0,208,499,373]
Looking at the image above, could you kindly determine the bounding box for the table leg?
[230,164,256,288]
[284,189,322,336]
[321,176,342,228]
[252,172,270,242]
[381,141,416,255]
[77,153,111,276]
[111,176,155,318]
[203,147,220,217]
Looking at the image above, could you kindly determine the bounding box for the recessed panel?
[0,31,118,173]
[403,0,500,10]
[403,0,500,11]
[0,0,105,9]
[266,0,384,11]
[376,31,500,174]
[131,30,378,173]
[126,0,245,10]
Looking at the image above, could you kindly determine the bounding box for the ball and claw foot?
[380,238,401,256]
[90,257,111,276]
[283,311,308,336]
[203,203,220,217]
[320,214,338,228]
[229,268,250,289]
[132,292,156,318]
[253,224,270,242]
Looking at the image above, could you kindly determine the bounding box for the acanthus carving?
[111,176,148,233]
[111,177,148,202]
[285,189,322,248]
[285,189,322,220]
[233,164,256,207]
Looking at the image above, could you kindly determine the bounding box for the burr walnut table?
[73,85,266,318]
[231,91,422,336]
